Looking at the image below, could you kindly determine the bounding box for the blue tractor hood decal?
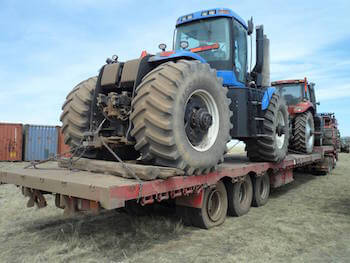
[148,51,207,64]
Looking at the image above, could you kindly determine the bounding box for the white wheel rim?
[185,89,220,152]
[306,117,314,150]
[275,111,285,149]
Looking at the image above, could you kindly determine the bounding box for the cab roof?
[176,8,247,29]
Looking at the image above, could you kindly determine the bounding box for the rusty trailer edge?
[0,147,332,210]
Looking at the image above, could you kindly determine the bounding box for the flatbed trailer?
[0,146,336,229]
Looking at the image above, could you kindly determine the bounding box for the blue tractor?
[60,8,289,175]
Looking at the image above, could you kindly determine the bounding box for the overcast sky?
[1,0,349,135]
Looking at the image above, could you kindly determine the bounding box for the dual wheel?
[178,173,271,229]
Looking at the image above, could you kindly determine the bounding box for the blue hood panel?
[148,51,207,63]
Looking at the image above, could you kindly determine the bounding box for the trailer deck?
[0,146,332,211]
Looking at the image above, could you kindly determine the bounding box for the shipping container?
[57,126,71,157]
[0,123,23,161]
[23,125,58,161]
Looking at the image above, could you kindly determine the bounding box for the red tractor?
[320,113,340,159]
[271,78,322,154]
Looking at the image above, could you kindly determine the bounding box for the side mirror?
[316,102,320,105]
[247,17,254,35]
[158,43,167,51]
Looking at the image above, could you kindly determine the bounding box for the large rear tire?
[291,111,315,153]
[60,77,97,148]
[245,140,262,162]
[130,60,232,175]
[60,77,139,160]
[253,93,289,162]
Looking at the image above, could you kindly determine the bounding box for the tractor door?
[309,83,317,108]
[232,19,248,84]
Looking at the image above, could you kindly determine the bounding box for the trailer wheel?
[131,60,231,175]
[256,93,289,162]
[227,175,253,216]
[252,173,270,207]
[190,181,228,229]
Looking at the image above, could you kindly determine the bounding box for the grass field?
[0,153,349,263]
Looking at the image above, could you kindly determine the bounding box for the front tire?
[131,60,232,175]
[253,93,289,162]
[292,111,315,153]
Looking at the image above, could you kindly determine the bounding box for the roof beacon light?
[218,9,230,15]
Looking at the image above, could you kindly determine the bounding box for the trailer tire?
[227,175,253,216]
[131,60,232,175]
[291,111,315,153]
[252,173,270,207]
[190,181,228,229]
[256,93,289,162]
[60,77,139,160]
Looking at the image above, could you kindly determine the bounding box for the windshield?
[276,84,303,105]
[174,18,231,67]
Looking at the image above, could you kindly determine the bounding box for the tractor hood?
[148,50,207,64]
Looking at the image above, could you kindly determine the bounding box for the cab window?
[232,20,247,83]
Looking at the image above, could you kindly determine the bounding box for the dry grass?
[1,154,350,262]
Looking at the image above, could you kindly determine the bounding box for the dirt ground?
[0,153,349,263]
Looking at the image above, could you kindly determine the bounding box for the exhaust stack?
[252,25,270,88]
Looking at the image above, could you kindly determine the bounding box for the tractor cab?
[271,79,317,116]
[149,8,255,88]
[174,9,248,85]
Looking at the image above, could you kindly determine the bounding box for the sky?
[0,0,349,135]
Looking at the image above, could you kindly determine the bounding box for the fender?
[289,101,315,115]
[261,87,276,110]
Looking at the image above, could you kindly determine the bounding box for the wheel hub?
[276,124,286,136]
[190,108,213,131]
[275,110,286,149]
[184,90,219,152]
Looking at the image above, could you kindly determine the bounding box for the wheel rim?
[184,89,220,152]
[207,189,222,222]
[275,111,286,149]
[305,117,314,151]
[259,177,268,199]
[239,183,247,204]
